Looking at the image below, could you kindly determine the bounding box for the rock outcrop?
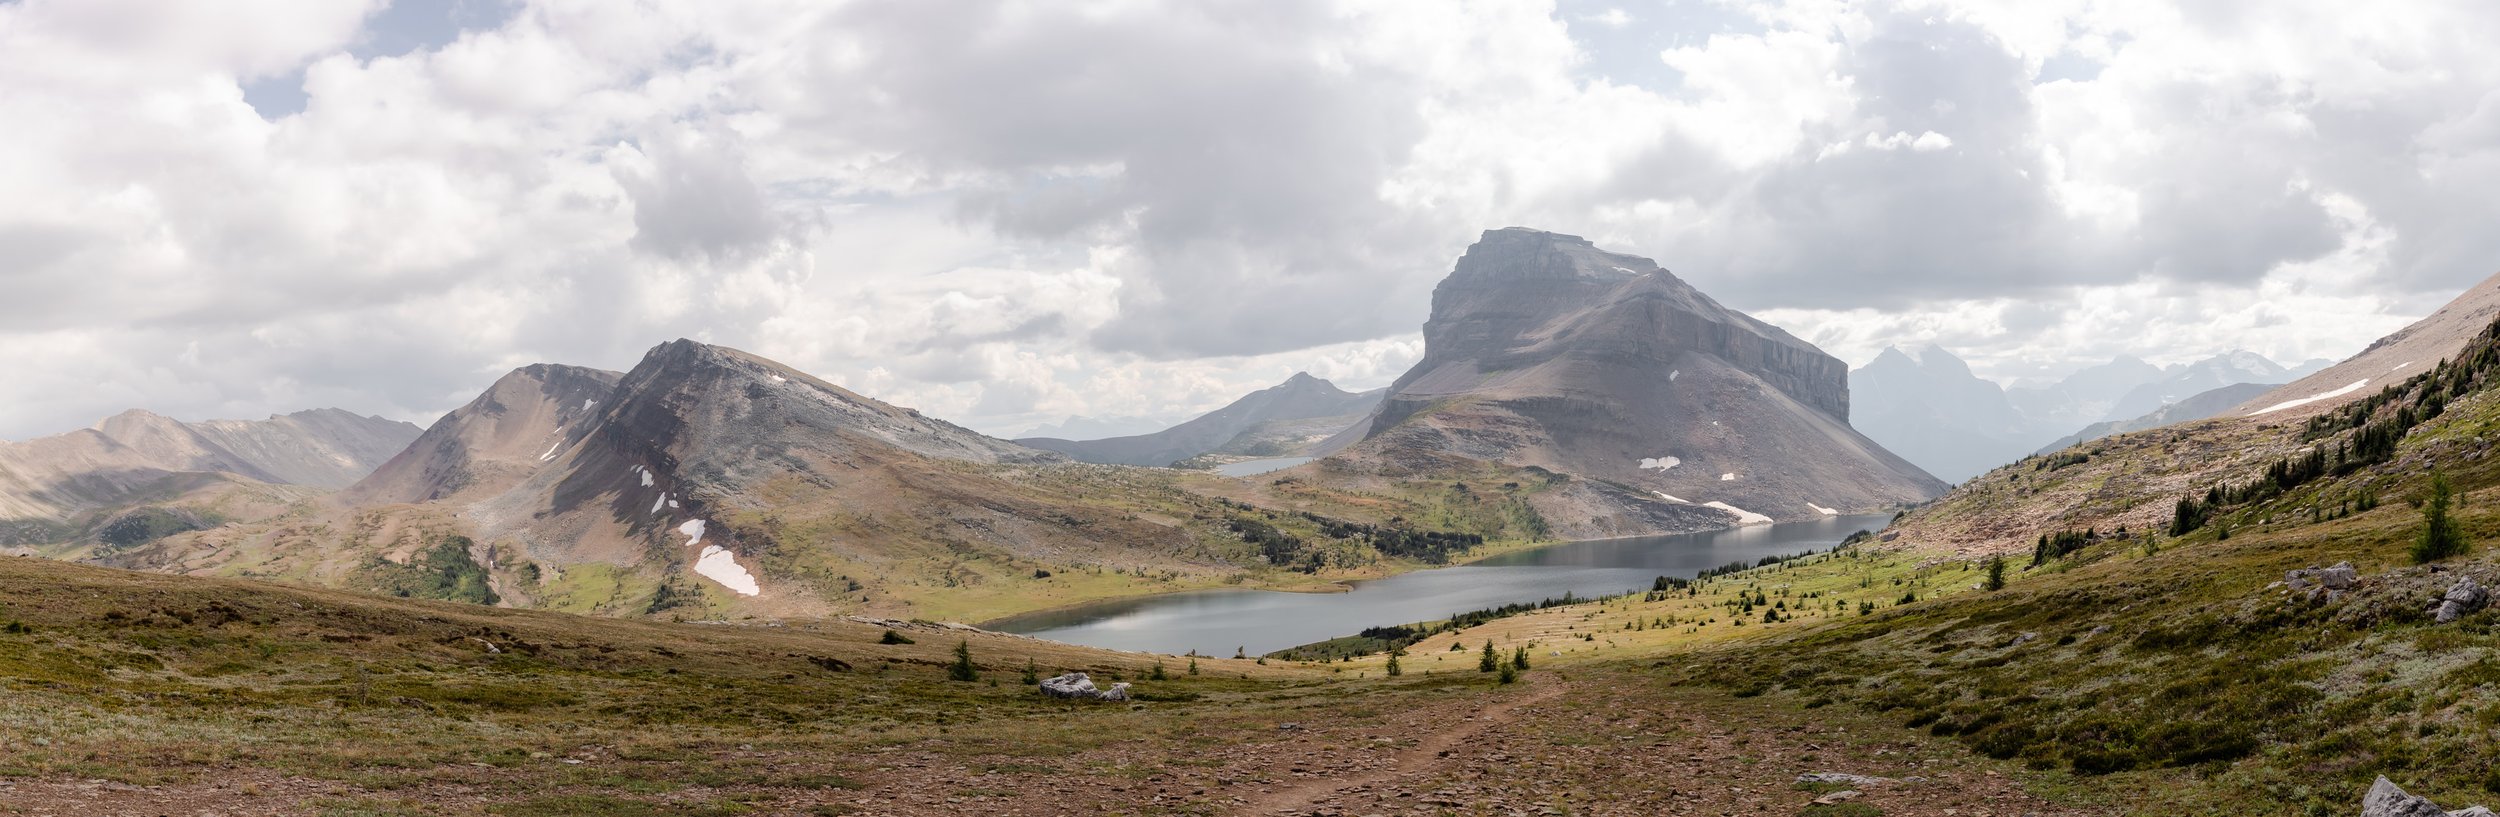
[1330,228,1945,527]
[1039,672,1131,702]
[2434,577,2489,624]
[2365,776,2494,817]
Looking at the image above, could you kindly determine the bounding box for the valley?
[4,232,2498,816]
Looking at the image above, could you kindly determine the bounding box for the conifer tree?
[2415,470,2470,563]
[948,640,978,682]
[1478,641,1498,673]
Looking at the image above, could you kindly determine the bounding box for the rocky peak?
[1406,227,1846,423]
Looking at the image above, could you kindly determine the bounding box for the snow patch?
[1668,369,1679,382]
[583,399,596,411]
[2247,379,2370,416]
[1720,473,1736,481]
[1806,502,1838,516]
[639,468,655,488]
[1701,501,1773,525]
[1638,456,1681,471]
[1652,492,1688,504]
[769,374,787,382]
[668,499,680,509]
[539,440,562,462]
[695,545,760,596]
[650,493,667,516]
[2391,361,2415,373]
[1612,266,1638,275]
[677,519,707,547]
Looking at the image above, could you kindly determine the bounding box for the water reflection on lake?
[988,513,1891,656]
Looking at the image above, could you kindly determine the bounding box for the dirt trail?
[1236,673,1567,816]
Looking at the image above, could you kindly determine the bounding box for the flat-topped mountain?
[0,408,419,546]
[1327,228,1945,529]
[1020,372,1382,466]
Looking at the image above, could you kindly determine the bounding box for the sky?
[3,0,2496,441]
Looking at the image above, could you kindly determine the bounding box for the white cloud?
[1,0,2497,444]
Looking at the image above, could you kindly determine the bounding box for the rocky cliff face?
[1402,228,1850,420]
[1334,228,1945,528]
[1020,372,1382,466]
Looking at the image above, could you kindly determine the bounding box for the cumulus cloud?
[3,0,2500,442]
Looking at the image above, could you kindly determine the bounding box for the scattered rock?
[1796,772,1892,786]
[1813,790,1862,804]
[2286,561,2358,591]
[2433,577,2490,624]
[2009,631,2038,647]
[2364,775,2495,816]
[1039,672,1131,702]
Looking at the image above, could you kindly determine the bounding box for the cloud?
[4,0,2500,443]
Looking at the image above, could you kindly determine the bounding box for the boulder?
[2434,577,2490,624]
[2364,776,2494,816]
[1796,772,1891,787]
[1039,672,1133,702]
[2286,562,2358,591]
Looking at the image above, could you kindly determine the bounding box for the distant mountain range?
[1849,346,2332,483]
[1018,373,1383,467]
[1011,414,1179,442]
[0,408,419,546]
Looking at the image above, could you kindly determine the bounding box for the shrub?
[879,630,914,645]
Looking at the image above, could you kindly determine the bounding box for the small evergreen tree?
[1511,646,1529,670]
[2415,470,2470,563]
[1386,650,1403,677]
[1150,661,1169,681]
[1019,659,1039,685]
[1188,656,1200,676]
[1496,661,1517,685]
[1478,641,1498,673]
[948,640,978,682]
[1984,555,2007,591]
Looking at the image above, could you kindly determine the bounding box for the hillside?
[1018,372,1382,466]
[0,550,2112,816]
[1272,299,2500,814]
[1315,228,1944,535]
[1888,272,2500,558]
[2035,381,2274,455]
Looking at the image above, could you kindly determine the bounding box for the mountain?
[1858,349,2334,483]
[0,408,420,546]
[1325,227,1946,529]
[1889,271,2500,557]
[1847,346,2037,483]
[1018,373,1384,466]
[2031,381,2275,455]
[1013,414,1176,441]
[2231,270,2500,420]
[133,340,1318,622]
[2003,355,2167,433]
[2098,350,2332,422]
